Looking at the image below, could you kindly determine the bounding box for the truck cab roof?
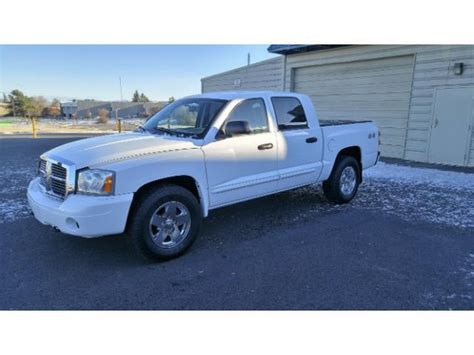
[186,91,307,101]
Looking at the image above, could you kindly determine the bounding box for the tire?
[323,155,361,204]
[127,184,203,261]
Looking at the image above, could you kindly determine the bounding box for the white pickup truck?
[28,91,379,260]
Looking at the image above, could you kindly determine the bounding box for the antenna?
[119,76,123,101]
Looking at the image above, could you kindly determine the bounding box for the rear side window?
[271,97,308,130]
[226,98,269,134]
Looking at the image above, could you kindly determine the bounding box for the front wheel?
[323,156,360,204]
[127,184,203,261]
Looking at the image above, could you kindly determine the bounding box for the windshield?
[142,98,228,138]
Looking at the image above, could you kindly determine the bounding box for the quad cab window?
[271,97,308,130]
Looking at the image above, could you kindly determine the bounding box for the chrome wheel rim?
[148,201,191,248]
[339,166,356,196]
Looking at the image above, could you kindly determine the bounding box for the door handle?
[258,143,273,150]
[306,137,318,143]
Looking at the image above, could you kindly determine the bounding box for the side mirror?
[218,120,251,139]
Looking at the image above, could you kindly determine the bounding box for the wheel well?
[125,176,202,233]
[133,176,200,202]
[335,146,362,181]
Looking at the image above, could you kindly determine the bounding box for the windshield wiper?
[153,127,196,137]
[153,127,178,136]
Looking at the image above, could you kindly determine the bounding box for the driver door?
[202,98,279,208]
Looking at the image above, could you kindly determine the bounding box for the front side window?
[271,97,308,130]
[224,98,269,135]
[142,98,228,137]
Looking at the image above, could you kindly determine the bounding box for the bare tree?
[98,108,110,124]
[46,99,61,118]
[25,96,48,119]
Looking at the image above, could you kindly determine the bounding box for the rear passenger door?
[271,96,323,191]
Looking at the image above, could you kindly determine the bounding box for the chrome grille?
[38,158,69,198]
[52,164,67,180]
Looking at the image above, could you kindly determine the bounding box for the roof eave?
[267,45,349,55]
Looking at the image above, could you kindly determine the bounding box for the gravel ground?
[0,135,473,310]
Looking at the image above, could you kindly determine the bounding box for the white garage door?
[293,55,415,158]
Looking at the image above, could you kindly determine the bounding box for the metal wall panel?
[201,57,283,93]
[293,56,415,158]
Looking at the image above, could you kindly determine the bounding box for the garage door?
[293,55,415,158]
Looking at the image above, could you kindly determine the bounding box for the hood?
[43,132,200,169]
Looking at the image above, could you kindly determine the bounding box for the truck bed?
[319,119,372,127]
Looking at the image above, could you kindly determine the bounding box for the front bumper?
[27,177,133,238]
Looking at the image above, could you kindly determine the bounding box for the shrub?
[97,108,109,124]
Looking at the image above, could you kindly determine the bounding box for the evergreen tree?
[139,93,150,102]
[8,89,29,117]
[132,90,140,102]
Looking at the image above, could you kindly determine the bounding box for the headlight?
[77,169,115,195]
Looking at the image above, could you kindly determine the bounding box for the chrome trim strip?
[211,174,279,194]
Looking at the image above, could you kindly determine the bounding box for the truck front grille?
[38,158,70,198]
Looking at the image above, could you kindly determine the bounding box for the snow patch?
[0,198,32,223]
[359,162,474,228]
[364,162,474,190]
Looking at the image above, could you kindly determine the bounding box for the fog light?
[66,217,80,230]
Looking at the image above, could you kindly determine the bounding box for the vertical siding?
[292,55,415,158]
[201,57,283,93]
[407,46,474,166]
[284,45,474,166]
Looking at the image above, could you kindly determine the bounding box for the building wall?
[291,54,415,158]
[201,56,284,93]
[61,101,166,119]
[283,45,474,166]
[77,102,111,118]
[201,45,474,166]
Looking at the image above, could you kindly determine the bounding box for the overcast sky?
[0,45,278,102]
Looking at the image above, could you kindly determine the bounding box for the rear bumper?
[27,177,133,238]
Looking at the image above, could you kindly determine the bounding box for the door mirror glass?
[221,120,251,138]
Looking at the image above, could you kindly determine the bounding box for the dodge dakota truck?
[28,91,379,260]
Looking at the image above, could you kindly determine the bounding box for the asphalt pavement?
[0,136,473,310]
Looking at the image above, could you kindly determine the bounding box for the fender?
[95,147,210,217]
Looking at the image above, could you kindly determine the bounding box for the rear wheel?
[323,156,360,204]
[128,184,202,261]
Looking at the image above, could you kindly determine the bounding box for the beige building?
[201,45,474,167]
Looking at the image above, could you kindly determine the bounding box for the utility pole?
[119,76,123,101]
[247,53,250,66]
